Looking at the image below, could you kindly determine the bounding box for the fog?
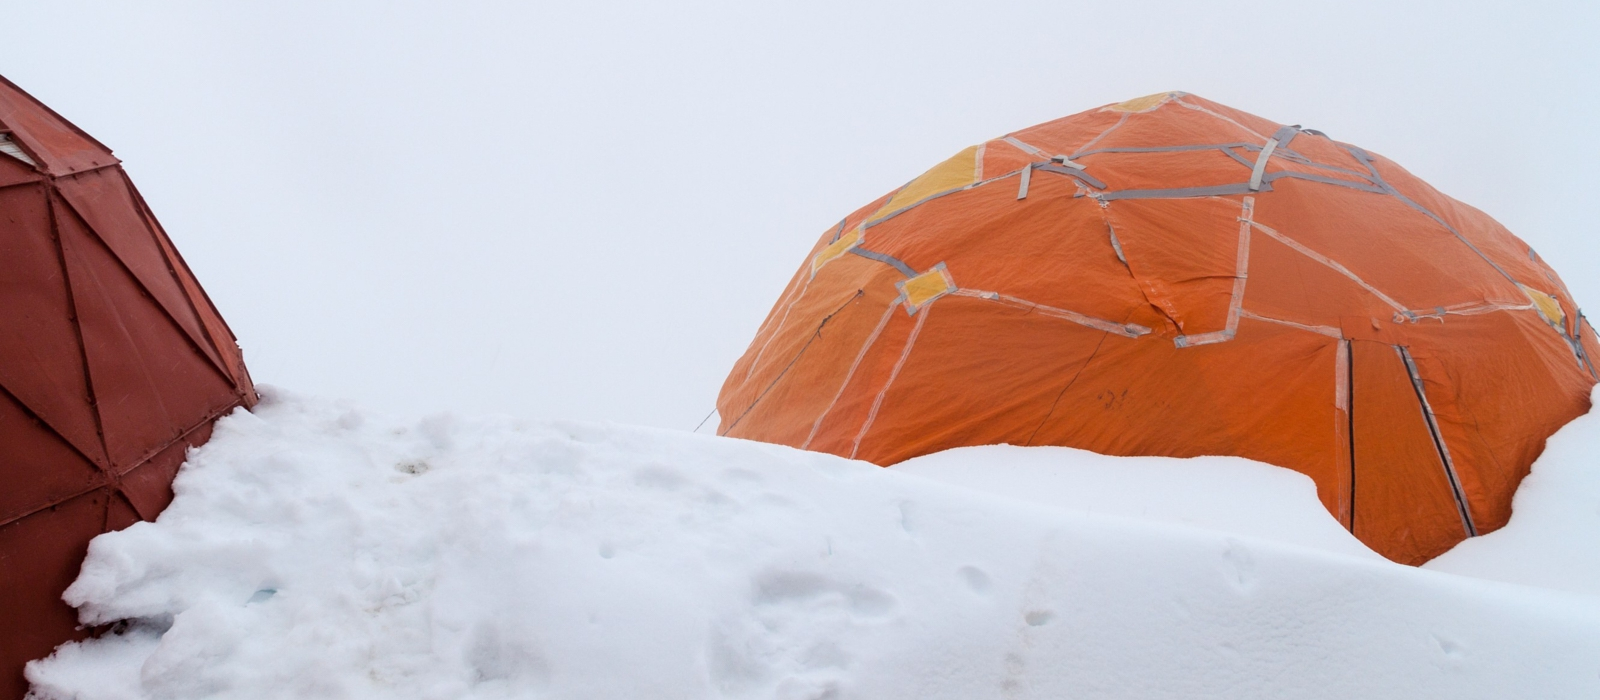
[4,1,1595,428]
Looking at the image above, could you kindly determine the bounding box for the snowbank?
[895,445,1381,559]
[27,389,1600,699]
[1424,387,1600,594]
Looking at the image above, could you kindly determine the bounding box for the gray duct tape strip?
[1397,345,1478,537]
[1561,332,1594,377]
[1099,182,1264,201]
[1402,301,1535,321]
[1107,223,1127,264]
[1037,163,1107,189]
[865,166,1035,229]
[1173,329,1235,348]
[1222,147,1257,169]
[1003,136,1044,155]
[1071,112,1130,157]
[1578,312,1599,380]
[1271,125,1301,151]
[1271,149,1379,182]
[1263,170,1387,194]
[1250,220,1408,313]
[1237,309,1342,338]
[1348,146,1520,287]
[1075,138,1375,185]
[1248,137,1280,191]
[954,289,1151,338]
[1076,142,1259,157]
[1173,197,1254,349]
[848,246,917,278]
[865,185,970,228]
[828,218,847,243]
[1051,155,1087,170]
[1017,165,1032,199]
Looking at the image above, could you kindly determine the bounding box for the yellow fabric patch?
[811,227,862,275]
[1521,284,1566,327]
[1107,92,1180,113]
[899,265,956,313]
[869,145,980,222]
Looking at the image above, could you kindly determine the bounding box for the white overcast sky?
[4,1,1596,429]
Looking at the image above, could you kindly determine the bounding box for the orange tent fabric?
[0,75,256,697]
[717,92,1597,565]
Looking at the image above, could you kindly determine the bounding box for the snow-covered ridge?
[26,388,1600,699]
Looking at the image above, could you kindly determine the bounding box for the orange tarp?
[717,92,1597,565]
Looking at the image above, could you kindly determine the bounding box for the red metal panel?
[104,490,142,533]
[0,151,41,189]
[119,418,216,521]
[0,185,106,466]
[56,197,237,469]
[0,490,111,700]
[55,169,225,375]
[0,77,115,177]
[0,386,105,527]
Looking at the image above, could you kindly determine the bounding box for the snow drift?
[26,388,1600,699]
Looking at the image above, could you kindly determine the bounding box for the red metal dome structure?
[0,75,256,696]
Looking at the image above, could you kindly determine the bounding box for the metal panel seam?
[55,177,236,386]
[0,378,110,479]
[45,184,112,470]
[0,480,111,531]
[114,396,242,480]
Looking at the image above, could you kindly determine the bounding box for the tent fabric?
[717,92,1597,566]
[0,75,256,698]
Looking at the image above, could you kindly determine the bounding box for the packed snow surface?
[1425,387,1600,594]
[895,446,1382,559]
[27,388,1600,699]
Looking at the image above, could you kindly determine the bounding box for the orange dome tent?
[0,76,255,696]
[717,92,1597,565]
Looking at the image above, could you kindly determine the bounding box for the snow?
[26,388,1600,699]
[895,445,1381,559]
[1424,387,1600,595]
